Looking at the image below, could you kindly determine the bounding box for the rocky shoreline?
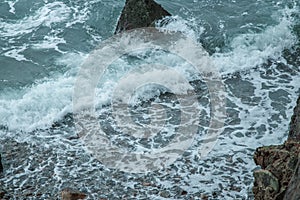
[253,96,300,199]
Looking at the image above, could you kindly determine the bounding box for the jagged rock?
[115,0,171,33]
[288,96,300,141]
[253,96,300,200]
[0,154,3,173]
[284,153,300,200]
[61,188,87,200]
[253,141,300,199]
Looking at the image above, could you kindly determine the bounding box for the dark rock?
[115,0,171,33]
[61,188,87,200]
[0,154,3,173]
[253,96,300,200]
[0,189,5,199]
[201,194,209,200]
[181,190,188,195]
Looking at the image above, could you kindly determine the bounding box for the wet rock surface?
[115,0,171,33]
[253,96,300,199]
[61,188,87,200]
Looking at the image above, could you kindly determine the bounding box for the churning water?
[0,0,300,199]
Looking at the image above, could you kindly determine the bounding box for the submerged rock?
[0,189,6,199]
[253,96,300,199]
[61,188,87,200]
[115,0,171,33]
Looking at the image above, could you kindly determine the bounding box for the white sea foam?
[213,7,298,74]
[0,76,73,132]
[0,51,89,133]
[156,7,297,75]
[0,6,298,136]
[0,1,100,62]
[31,35,66,52]
[156,16,204,41]
[3,45,29,61]
[0,2,73,62]
[6,0,18,14]
[0,2,71,37]
[65,1,90,27]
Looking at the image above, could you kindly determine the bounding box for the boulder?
[61,188,87,200]
[253,96,300,200]
[253,169,279,199]
[115,0,171,33]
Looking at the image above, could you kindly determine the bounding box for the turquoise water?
[0,0,299,199]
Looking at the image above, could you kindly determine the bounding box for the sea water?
[0,0,299,199]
